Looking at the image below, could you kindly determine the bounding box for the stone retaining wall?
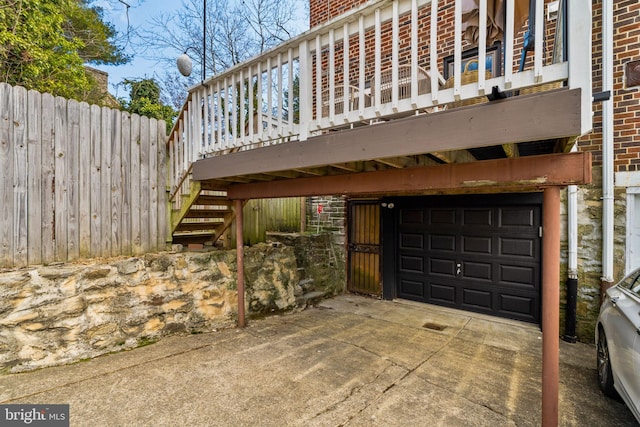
[559,167,628,341]
[0,243,303,373]
[267,232,347,297]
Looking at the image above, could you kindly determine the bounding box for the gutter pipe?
[601,0,614,287]
[564,180,578,343]
[556,0,578,343]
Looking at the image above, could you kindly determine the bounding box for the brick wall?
[307,196,347,239]
[310,0,561,104]
[310,0,369,28]
[577,0,640,171]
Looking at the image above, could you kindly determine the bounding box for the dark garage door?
[396,194,542,324]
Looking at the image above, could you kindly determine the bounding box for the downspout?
[235,199,246,328]
[601,0,614,290]
[564,180,578,343]
[556,0,578,344]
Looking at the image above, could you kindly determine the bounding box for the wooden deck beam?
[226,152,592,200]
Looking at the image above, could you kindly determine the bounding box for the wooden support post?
[542,186,561,426]
[300,197,306,233]
[234,199,246,328]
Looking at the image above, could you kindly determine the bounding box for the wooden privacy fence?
[232,198,303,245]
[0,83,168,268]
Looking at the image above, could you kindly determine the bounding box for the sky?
[92,0,309,101]
[92,0,180,100]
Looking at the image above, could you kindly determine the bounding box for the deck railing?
[168,0,591,200]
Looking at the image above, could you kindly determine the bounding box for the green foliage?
[0,0,128,102]
[120,79,177,134]
[64,0,130,65]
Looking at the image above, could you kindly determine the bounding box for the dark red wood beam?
[542,186,561,426]
[234,199,246,328]
[226,152,592,200]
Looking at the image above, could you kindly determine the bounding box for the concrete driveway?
[1,295,637,426]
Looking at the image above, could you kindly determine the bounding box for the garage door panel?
[430,234,456,251]
[400,279,424,298]
[463,261,492,281]
[463,209,493,226]
[462,235,492,254]
[500,237,535,258]
[429,282,457,304]
[499,264,536,287]
[401,209,424,225]
[499,294,536,321]
[430,209,456,225]
[499,207,536,227]
[400,255,424,273]
[400,233,424,250]
[430,258,457,276]
[462,288,493,310]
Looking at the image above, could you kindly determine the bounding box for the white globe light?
[177,53,193,77]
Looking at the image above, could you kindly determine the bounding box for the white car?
[596,268,640,423]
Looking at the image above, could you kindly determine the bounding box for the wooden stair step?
[174,221,223,232]
[172,232,217,245]
[196,194,232,206]
[184,210,229,219]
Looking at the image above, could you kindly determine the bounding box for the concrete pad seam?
[403,323,529,423]
[307,363,404,425]
[381,316,472,388]
[0,342,216,404]
[335,317,478,425]
[289,318,411,370]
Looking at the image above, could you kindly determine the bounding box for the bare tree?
[138,0,307,108]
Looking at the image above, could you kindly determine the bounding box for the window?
[619,270,640,290]
[625,188,640,274]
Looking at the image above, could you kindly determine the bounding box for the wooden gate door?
[348,201,381,296]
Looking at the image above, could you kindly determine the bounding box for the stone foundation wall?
[0,244,302,373]
[559,166,628,341]
[267,232,347,297]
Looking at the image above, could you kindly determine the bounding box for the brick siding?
[310,0,557,98]
[311,1,639,172]
[307,196,347,240]
[577,0,640,171]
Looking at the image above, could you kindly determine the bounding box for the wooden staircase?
[170,178,238,247]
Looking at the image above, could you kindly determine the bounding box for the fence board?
[0,83,168,268]
[27,89,42,265]
[100,106,112,257]
[41,93,56,264]
[111,109,122,256]
[67,99,80,260]
[13,85,28,266]
[130,113,142,254]
[157,123,168,249]
[90,104,102,257]
[241,198,302,245]
[149,118,159,251]
[121,111,132,255]
[0,84,14,266]
[79,102,91,256]
[54,96,68,261]
[140,116,151,252]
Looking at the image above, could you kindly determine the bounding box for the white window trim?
[624,185,640,275]
[617,171,640,275]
